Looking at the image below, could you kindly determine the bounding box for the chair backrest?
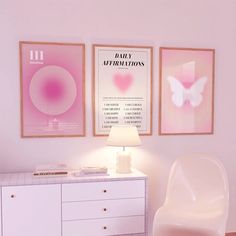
[164,155,229,216]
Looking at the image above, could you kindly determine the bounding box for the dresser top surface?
[0,169,147,187]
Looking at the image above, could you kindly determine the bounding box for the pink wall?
[1,0,236,233]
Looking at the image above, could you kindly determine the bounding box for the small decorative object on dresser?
[107,125,141,174]
[73,166,108,177]
[0,169,147,236]
[33,163,68,177]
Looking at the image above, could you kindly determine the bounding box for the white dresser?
[0,170,147,236]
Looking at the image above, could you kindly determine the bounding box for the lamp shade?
[107,125,141,147]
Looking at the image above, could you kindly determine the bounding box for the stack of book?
[33,163,68,177]
[73,166,108,177]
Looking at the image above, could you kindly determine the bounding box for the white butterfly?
[166,76,208,107]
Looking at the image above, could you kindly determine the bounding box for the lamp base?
[116,151,132,174]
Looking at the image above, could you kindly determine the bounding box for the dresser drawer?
[62,216,145,236]
[62,180,145,202]
[62,198,144,220]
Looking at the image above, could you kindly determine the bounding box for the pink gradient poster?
[20,42,85,137]
[159,47,215,135]
[93,45,153,136]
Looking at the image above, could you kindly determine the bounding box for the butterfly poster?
[20,41,85,137]
[159,47,215,135]
[93,45,153,136]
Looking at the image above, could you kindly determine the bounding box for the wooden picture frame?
[20,41,85,137]
[93,44,153,136]
[159,47,215,135]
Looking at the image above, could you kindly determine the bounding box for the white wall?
[0,0,236,233]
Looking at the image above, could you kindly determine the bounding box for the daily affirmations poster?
[93,45,152,136]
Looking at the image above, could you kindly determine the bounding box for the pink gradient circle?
[29,65,77,115]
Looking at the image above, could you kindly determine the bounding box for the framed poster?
[93,44,153,136]
[20,41,85,137]
[159,47,215,135]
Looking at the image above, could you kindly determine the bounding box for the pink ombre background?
[21,43,85,136]
[161,49,214,134]
[0,0,236,234]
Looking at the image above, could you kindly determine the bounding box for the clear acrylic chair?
[153,155,229,236]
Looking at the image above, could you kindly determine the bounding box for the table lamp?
[107,125,141,173]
